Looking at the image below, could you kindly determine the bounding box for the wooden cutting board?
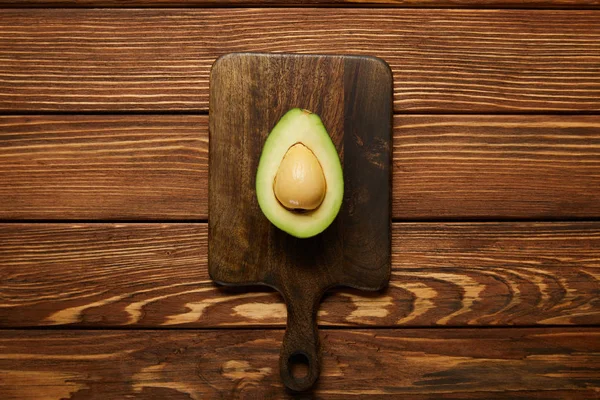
[209,53,392,392]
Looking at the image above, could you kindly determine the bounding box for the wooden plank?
[1,9,599,112]
[2,0,600,8]
[2,115,600,220]
[0,328,598,398]
[394,115,600,219]
[1,223,598,327]
[0,116,207,220]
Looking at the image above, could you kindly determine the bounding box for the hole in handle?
[279,299,321,392]
[288,352,310,380]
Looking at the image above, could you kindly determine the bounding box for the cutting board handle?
[279,292,321,392]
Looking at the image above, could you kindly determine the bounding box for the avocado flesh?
[256,108,344,238]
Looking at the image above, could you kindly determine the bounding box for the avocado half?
[256,108,343,239]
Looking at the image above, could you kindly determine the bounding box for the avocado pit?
[273,143,326,212]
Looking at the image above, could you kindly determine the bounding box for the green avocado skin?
[255,108,344,239]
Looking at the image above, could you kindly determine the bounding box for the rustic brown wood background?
[0,2,599,399]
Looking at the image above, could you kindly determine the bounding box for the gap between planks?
[1,324,596,331]
[1,0,600,10]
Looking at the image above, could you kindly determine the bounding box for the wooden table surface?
[0,1,599,399]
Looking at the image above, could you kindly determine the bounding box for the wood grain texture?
[2,0,600,8]
[394,115,600,219]
[0,116,207,219]
[1,9,600,112]
[1,223,598,328]
[209,53,391,391]
[0,328,598,399]
[2,115,599,220]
